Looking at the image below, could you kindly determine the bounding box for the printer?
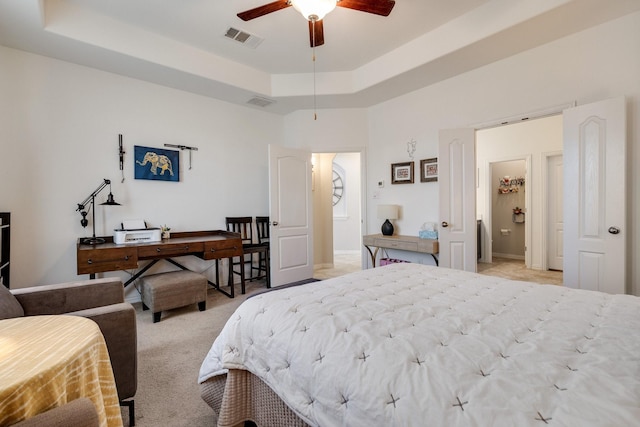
[113,219,161,244]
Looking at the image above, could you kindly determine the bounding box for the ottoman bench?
[140,270,207,323]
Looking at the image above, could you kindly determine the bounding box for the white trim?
[469,102,574,130]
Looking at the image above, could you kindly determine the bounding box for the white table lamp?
[377,204,399,236]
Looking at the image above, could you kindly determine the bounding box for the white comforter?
[199,263,640,426]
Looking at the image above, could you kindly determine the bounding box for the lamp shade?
[291,0,337,20]
[377,204,399,220]
[100,192,120,206]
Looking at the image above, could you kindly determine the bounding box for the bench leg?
[198,300,206,311]
[153,312,161,323]
[142,303,149,311]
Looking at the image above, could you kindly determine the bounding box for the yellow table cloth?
[0,315,123,427]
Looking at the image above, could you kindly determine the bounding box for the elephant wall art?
[134,146,179,182]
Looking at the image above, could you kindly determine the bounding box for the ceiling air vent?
[247,96,275,108]
[224,27,263,49]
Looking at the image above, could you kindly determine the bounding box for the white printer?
[113,219,161,244]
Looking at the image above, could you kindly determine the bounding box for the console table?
[363,234,439,267]
[77,230,243,298]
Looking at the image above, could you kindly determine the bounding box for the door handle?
[608,226,620,235]
[272,221,279,226]
[441,221,449,228]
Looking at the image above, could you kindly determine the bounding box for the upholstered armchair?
[12,397,100,427]
[1,278,137,426]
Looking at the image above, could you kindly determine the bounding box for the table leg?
[364,245,380,268]
[211,258,233,298]
[123,259,160,288]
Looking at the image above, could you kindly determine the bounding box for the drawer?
[374,239,418,252]
[77,247,138,275]
[138,241,204,259]
[202,239,243,260]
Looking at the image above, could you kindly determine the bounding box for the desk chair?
[225,217,269,292]
[255,216,271,288]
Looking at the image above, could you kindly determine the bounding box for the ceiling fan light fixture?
[291,0,337,21]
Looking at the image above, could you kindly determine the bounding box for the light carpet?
[123,279,268,427]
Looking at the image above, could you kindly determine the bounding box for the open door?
[563,97,626,293]
[268,145,314,286]
[438,129,477,271]
[546,154,564,271]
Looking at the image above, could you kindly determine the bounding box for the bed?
[199,263,640,426]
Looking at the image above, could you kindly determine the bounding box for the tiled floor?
[314,252,362,280]
[477,257,563,285]
[315,252,563,286]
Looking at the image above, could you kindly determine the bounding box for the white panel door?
[268,145,314,287]
[563,97,626,293]
[547,155,564,271]
[438,129,476,271]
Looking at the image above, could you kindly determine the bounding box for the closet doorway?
[490,159,527,261]
[476,114,563,274]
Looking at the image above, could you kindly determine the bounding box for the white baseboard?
[492,253,525,261]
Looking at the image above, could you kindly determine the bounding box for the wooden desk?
[363,234,439,267]
[77,230,243,297]
[0,315,123,427]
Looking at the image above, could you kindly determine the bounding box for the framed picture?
[420,158,438,182]
[134,146,179,182]
[391,161,414,184]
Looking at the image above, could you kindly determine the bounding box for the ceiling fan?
[237,0,396,47]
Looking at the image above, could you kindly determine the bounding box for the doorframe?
[471,106,570,271]
[541,150,563,271]
[311,147,367,270]
[482,154,532,268]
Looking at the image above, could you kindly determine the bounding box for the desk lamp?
[76,179,120,245]
[377,204,399,236]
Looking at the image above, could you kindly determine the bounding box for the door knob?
[272,221,279,226]
[608,226,620,235]
[441,221,449,228]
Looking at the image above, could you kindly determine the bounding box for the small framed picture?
[420,158,438,182]
[391,161,414,184]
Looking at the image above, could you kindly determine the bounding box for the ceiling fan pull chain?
[312,19,317,120]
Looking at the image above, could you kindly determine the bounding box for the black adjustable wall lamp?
[76,179,120,245]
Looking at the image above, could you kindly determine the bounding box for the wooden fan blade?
[337,0,395,16]
[308,19,325,47]
[237,1,291,21]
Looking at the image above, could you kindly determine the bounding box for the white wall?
[2,11,640,296]
[0,45,284,298]
[365,12,640,294]
[283,109,369,152]
[285,109,369,266]
[333,152,361,252]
